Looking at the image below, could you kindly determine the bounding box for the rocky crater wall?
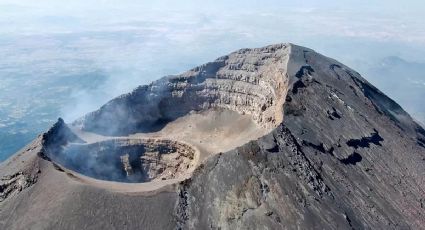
[77,44,291,135]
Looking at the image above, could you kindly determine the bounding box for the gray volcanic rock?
[1,43,424,230]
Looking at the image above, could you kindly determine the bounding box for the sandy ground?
[68,109,270,192]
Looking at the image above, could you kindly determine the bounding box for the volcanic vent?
[51,139,196,183]
[47,44,291,185]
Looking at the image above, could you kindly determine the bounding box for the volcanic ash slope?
[1,43,425,230]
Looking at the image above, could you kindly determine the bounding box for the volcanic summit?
[1,43,424,229]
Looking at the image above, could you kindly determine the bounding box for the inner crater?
[53,139,196,183]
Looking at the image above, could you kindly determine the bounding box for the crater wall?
[76,44,291,135]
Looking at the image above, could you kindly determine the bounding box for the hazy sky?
[1,0,424,116]
[0,0,424,160]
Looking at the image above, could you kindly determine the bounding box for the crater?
[49,139,197,183]
[43,44,291,187]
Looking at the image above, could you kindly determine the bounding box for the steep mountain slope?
[0,43,424,230]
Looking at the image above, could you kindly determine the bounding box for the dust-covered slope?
[0,43,424,230]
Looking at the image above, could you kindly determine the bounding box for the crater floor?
[64,109,270,190]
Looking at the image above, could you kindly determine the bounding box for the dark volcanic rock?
[0,43,424,230]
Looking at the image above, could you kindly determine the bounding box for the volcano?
[1,43,424,229]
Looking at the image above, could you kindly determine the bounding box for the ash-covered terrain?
[0,43,424,230]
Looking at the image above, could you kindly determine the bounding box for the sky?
[0,0,424,160]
